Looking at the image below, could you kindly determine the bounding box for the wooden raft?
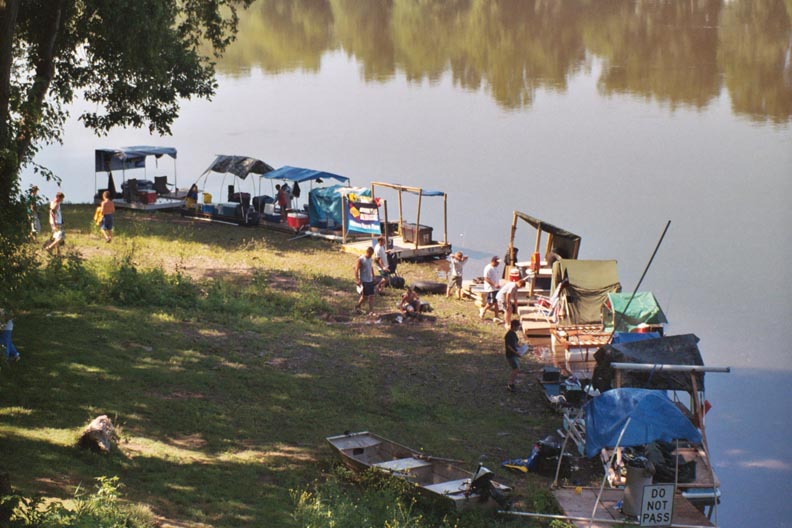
[553,487,714,528]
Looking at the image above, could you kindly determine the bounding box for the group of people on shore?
[352,241,531,391]
[25,187,117,253]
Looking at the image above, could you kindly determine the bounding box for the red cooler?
[509,268,521,282]
[287,212,309,229]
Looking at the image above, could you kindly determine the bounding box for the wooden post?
[397,187,404,239]
[508,211,518,279]
[443,192,448,245]
[415,190,422,249]
[529,223,542,297]
[383,199,390,247]
[341,193,347,244]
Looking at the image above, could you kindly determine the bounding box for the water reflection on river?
[22,1,792,526]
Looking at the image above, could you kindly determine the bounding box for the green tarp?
[552,260,621,324]
[604,292,668,332]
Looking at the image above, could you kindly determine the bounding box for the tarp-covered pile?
[584,388,702,458]
[551,260,621,324]
[603,292,667,332]
[592,334,704,393]
[308,186,371,229]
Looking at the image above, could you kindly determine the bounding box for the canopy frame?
[508,211,581,296]
[369,182,447,250]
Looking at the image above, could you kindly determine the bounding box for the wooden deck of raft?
[552,488,714,527]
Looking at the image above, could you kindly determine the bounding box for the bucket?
[530,252,541,273]
[622,457,655,517]
[202,192,213,204]
[509,268,521,282]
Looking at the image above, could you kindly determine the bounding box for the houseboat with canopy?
[181,154,273,226]
[94,146,185,210]
[341,182,452,261]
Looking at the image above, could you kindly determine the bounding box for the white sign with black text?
[639,484,675,527]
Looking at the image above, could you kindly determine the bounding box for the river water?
[21,1,792,526]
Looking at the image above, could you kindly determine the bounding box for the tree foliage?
[0,0,251,297]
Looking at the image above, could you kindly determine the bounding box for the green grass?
[0,205,564,527]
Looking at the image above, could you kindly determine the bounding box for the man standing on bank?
[354,246,378,315]
[504,319,523,392]
[99,190,116,243]
[446,250,468,299]
[480,255,502,322]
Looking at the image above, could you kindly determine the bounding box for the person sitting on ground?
[496,278,526,328]
[446,250,468,299]
[480,255,502,322]
[504,319,523,392]
[373,236,390,293]
[99,191,116,243]
[398,287,421,319]
[354,246,378,315]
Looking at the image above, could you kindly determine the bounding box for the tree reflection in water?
[216,0,790,122]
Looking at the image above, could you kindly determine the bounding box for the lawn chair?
[530,279,569,324]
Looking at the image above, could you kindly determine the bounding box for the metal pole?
[590,417,632,528]
[612,221,671,336]
[611,363,731,374]
[499,510,715,528]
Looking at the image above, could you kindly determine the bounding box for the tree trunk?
[0,0,21,209]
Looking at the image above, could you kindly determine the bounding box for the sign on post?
[639,484,675,527]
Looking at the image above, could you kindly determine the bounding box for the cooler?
[201,204,216,214]
[509,268,521,282]
[138,190,156,204]
[401,223,432,244]
[287,212,309,229]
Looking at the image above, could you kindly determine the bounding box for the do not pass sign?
[639,484,675,527]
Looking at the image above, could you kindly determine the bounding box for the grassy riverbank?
[1,205,572,527]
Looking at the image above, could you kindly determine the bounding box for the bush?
[1,476,155,527]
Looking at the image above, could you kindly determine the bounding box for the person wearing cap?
[446,250,468,299]
[480,255,502,322]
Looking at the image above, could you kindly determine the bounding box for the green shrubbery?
[1,476,154,528]
[291,467,519,528]
[15,249,331,321]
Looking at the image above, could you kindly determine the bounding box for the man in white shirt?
[480,255,502,322]
[497,278,526,328]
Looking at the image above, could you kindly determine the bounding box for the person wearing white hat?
[446,250,468,299]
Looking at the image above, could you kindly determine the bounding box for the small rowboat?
[326,431,511,511]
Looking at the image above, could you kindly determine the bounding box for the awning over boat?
[592,334,704,393]
[584,388,702,458]
[95,146,177,172]
[513,211,581,260]
[261,165,350,185]
[552,259,621,324]
[203,155,274,179]
[604,291,668,332]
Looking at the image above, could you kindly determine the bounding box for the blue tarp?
[584,388,702,458]
[308,185,370,228]
[262,165,350,185]
[95,146,177,172]
[611,332,661,344]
